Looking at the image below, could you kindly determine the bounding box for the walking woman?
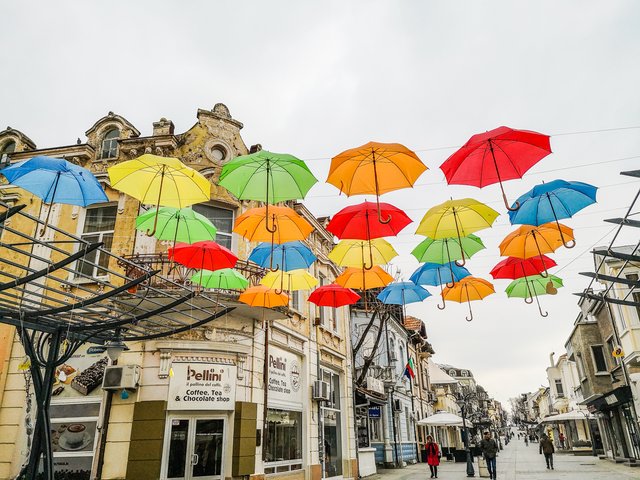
[426,435,440,478]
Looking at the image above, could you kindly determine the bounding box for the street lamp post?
[447,388,476,477]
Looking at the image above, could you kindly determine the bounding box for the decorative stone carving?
[212,103,231,119]
[158,351,172,379]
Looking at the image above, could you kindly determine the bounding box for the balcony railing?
[118,253,267,291]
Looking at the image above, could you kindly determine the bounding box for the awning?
[586,385,633,412]
[540,410,594,422]
[416,411,468,427]
[427,359,459,385]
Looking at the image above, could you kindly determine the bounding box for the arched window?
[99,128,120,159]
[1,141,16,156]
[461,370,469,377]
[398,344,405,373]
[389,337,396,363]
[449,369,456,377]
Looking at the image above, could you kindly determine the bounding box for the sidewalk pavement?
[368,436,640,479]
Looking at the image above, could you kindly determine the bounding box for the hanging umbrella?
[135,207,217,246]
[409,262,471,309]
[1,156,108,235]
[335,266,394,290]
[411,235,485,265]
[308,284,360,307]
[168,241,238,272]
[260,268,319,294]
[440,126,552,211]
[377,281,431,305]
[508,179,598,248]
[415,198,498,266]
[239,285,289,308]
[190,268,249,290]
[442,277,495,321]
[326,141,426,223]
[329,238,398,269]
[108,154,210,235]
[248,240,316,272]
[506,275,564,317]
[234,205,314,244]
[490,256,557,281]
[219,150,317,232]
[499,223,574,277]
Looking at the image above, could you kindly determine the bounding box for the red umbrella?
[169,241,238,271]
[309,283,360,307]
[490,255,557,284]
[440,126,551,211]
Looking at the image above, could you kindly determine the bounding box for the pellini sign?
[168,362,237,410]
[268,346,302,404]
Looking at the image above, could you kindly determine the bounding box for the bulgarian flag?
[403,358,416,380]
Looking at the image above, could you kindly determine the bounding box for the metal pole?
[461,403,475,477]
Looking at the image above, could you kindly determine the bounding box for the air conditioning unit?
[102,365,140,391]
[393,399,402,412]
[312,380,331,402]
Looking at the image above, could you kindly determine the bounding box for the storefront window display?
[264,409,302,473]
[322,369,342,478]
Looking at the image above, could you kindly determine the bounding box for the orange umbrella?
[238,285,289,308]
[499,223,574,277]
[234,205,314,244]
[326,141,426,223]
[442,276,495,321]
[335,265,394,290]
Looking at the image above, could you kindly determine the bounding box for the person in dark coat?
[425,435,440,478]
[539,434,555,469]
[480,431,499,480]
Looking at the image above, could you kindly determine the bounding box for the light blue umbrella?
[1,156,108,234]
[508,179,597,248]
[377,281,431,305]
[249,240,316,271]
[410,262,471,310]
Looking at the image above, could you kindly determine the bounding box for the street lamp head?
[105,337,128,362]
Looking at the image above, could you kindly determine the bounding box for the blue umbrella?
[410,262,471,310]
[377,281,431,305]
[249,240,316,272]
[508,179,597,248]
[1,156,108,234]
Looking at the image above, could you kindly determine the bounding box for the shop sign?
[50,344,108,399]
[168,362,236,410]
[366,377,385,395]
[268,346,303,404]
[605,393,618,405]
[368,406,381,418]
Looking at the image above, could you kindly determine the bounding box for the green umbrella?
[136,207,217,244]
[505,274,563,317]
[190,268,249,290]
[218,150,317,233]
[411,234,485,265]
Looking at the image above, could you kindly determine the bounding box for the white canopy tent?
[417,411,469,427]
[540,410,594,422]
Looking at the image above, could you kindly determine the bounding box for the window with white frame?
[369,416,382,442]
[321,369,342,478]
[99,128,120,159]
[554,379,564,397]
[263,408,302,473]
[78,204,117,278]
[625,273,640,322]
[192,204,234,249]
[291,290,301,312]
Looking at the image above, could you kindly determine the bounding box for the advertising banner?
[168,362,237,410]
[268,346,303,405]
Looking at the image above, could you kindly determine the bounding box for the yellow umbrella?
[441,276,495,321]
[234,206,314,244]
[260,268,318,294]
[415,198,499,265]
[328,238,398,270]
[108,154,210,235]
[238,285,289,308]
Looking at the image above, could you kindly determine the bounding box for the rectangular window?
[591,345,608,373]
[576,353,586,379]
[78,204,117,277]
[356,409,369,448]
[263,409,302,471]
[626,273,640,322]
[291,290,300,312]
[192,204,234,249]
[405,406,412,441]
[321,369,342,478]
[369,417,382,442]
[554,379,564,397]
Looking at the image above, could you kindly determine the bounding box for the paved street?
[373,437,640,480]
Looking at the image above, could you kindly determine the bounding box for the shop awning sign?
[168,362,237,410]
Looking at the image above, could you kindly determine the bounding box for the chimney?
[549,352,555,367]
[153,118,175,136]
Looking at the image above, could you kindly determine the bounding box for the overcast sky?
[2,1,640,407]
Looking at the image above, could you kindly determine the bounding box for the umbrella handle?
[489,140,520,212]
[437,297,446,310]
[534,290,548,317]
[266,212,278,233]
[146,165,166,237]
[548,196,576,249]
[363,242,374,270]
[465,303,474,322]
[376,200,392,224]
[524,278,534,304]
[38,171,62,237]
[531,232,550,278]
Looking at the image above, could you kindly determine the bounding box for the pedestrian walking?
[480,430,499,480]
[524,435,528,446]
[539,434,555,470]
[425,435,440,479]
[559,432,565,450]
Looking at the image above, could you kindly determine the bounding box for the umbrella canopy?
[135,207,217,244]
[416,412,465,427]
[249,240,316,272]
[440,126,552,210]
[410,262,471,287]
[234,206,314,244]
[108,154,210,235]
[308,284,360,307]
[260,269,319,292]
[499,223,574,276]
[411,235,485,264]
[508,179,597,248]
[238,285,289,308]
[416,198,499,239]
[326,201,412,240]
[442,276,495,321]
[377,281,431,305]
[506,274,564,317]
[168,241,238,271]
[1,156,108,234]
[490,255,557,280]
[329,238,398,269]
[190,268,249,290]
[335,266,394,291]
[219,150,317,203]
